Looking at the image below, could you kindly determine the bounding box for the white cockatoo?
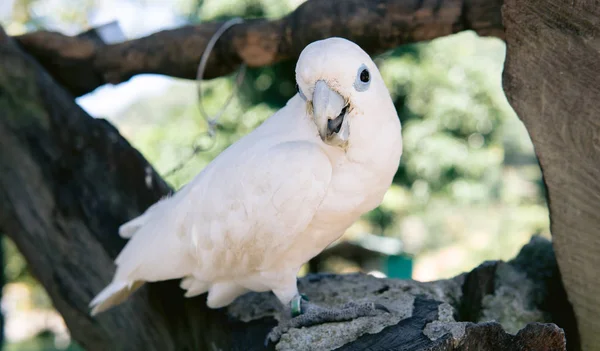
[90,37,402,335]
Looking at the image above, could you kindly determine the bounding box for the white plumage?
[90,37,402,315]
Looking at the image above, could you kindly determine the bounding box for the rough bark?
[14,0,504,97]
[502,0,600,350]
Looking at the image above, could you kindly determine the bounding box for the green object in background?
[385,254,413,279]
[352,232,413,279]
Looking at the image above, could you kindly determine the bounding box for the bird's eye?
[354,64,371,92]
[360,69,370,83]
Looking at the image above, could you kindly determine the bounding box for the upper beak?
[312,80,346,141]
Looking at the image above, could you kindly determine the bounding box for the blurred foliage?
[1,0,550,349]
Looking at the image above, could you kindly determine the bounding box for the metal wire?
[163,17,246,178]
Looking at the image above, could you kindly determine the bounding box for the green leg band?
[290,294,309,317]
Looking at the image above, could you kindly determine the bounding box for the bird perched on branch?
[90,37,403,342]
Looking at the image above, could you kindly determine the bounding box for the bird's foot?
[265,295,390,345]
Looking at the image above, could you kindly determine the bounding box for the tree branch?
[14,0,504,97]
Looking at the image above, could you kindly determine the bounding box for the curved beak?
[312,80,346,141]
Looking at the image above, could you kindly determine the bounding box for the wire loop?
[163,17,246,178]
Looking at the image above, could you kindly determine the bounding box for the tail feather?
[89,280,144,316]
[118,214,149,239]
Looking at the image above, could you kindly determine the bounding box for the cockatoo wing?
[90,135,332,314]
[181,140,333,280]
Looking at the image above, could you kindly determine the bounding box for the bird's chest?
[279,160,394,270]
[313,157,395,232]
[318,117,401,224]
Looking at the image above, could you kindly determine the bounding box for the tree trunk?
[502,0,600,350]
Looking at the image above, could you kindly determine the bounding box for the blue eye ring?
[354,64,370,92]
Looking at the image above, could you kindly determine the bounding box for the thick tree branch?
[14,0,504,97]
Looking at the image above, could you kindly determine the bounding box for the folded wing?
[90,139,332,314]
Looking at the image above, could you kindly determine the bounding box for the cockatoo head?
[295,37,391,147]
